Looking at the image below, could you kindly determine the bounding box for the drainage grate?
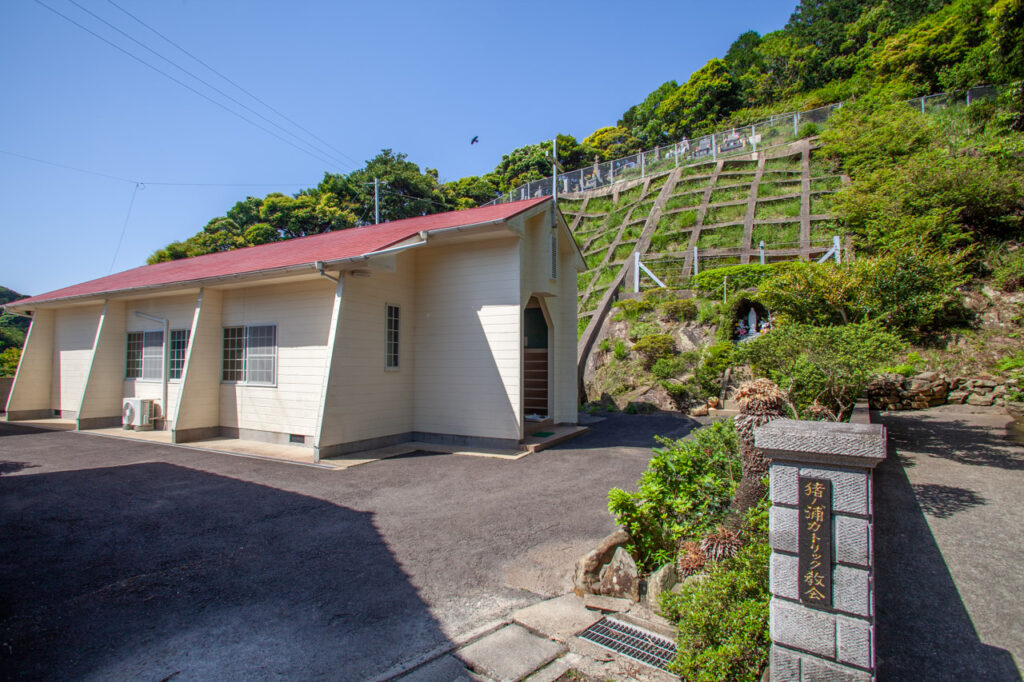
[578,617,677,672]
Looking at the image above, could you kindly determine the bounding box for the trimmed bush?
[661,298,698,321]
[633,333,676,368]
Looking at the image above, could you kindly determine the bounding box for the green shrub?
[0,347,21,377]
[660,380,694,405]
[576,317,589,340]
[629,321,662,341]
[882,350,925,377]
[691,263,792,295]
[633,333,676,368]
[741,322,905,419]
[696,299,720,324]
[758,252,966,338]
[599,338,611,353]
[612,298,654,322]
[612,340,628,360]
[798,122,820,138]
[607,420,741,571]
[993,249,1024,292]
[651,355,693,380]
[641,288,674,304]
[660,500,770,681]
[695,341,737,396]
[661,298,698,321]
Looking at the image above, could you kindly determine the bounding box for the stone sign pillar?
[755,419,886,681]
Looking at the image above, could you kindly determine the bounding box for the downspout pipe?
[135,311,169,428]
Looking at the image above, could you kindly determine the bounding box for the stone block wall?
[867,371,1017,411]
[757,418,886,682]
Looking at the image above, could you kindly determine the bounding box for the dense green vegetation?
[0,286,27,377]
[607,420,740,572]
[660,500,770,681]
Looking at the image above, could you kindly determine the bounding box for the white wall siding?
[519,209,580,425]
[219,279,335,438]
[319,253,416,447]
[51,305,103,414]
[78,300,127,422]
[414,237,522,440]
[122,294,199,423]
[5,308,55,414]
[173,289,222,435]
[553,223,580,423]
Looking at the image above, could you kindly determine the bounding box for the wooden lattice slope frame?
[560,139,848,396]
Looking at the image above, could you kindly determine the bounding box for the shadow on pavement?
[565,412,700,450]
[875,448,1021,680]
[0,462,449,680]
[885,415,1024,470]
[910,483,985,519]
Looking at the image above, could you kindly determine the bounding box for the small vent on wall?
[289,434,306,444]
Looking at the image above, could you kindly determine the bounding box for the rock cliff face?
[867,372,1019,411]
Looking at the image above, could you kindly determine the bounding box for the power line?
[62,0,354,171]
[0,148,138,183]
[109,182,142,272]
[0,147,311,187]
[104,0,362,168]
[33,0,341,170]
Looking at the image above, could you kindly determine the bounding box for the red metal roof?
[10,198,549,308]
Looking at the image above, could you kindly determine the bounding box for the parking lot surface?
[0,414,697,680]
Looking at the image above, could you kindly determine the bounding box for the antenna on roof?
[374,177,380,225]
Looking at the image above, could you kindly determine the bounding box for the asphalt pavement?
[0,413,698,681]
[874,405,1024,681]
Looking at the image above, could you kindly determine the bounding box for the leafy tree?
[724,31,764,77]
[491,134,595,192]
[620,81,679,148]
[0,347,21,377]
[657,60,740,139]
[440,175,498,209]
[583,126,641,161]
[742,322,905,418]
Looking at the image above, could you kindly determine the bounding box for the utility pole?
[372,176,380,224]
[552,137,558,203]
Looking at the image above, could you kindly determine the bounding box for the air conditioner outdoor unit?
[122,398,154,430]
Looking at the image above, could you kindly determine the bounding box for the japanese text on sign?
[798,476,832,607]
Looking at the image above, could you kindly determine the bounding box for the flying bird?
[470,136,479,145]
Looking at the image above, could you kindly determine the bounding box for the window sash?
[386,305,400,369]
[126,331,143,378]
[245,325,276,385]
[169,329,190,380]
[126,330,164,380]
[222,325,276,384]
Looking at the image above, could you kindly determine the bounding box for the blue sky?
[0,0,795,296]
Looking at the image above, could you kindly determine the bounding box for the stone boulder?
[597,547,640,601]
[573,529,629,596]
[644,562,678,611]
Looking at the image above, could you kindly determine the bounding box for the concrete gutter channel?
[388,593,680,682]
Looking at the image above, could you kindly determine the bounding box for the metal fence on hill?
[488,85,1001,206]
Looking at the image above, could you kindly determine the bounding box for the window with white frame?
[385,304,400,369]
[126,330,164,380]
[222,325,277,384]
[550,227,559,280]
[169,329,190,379]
